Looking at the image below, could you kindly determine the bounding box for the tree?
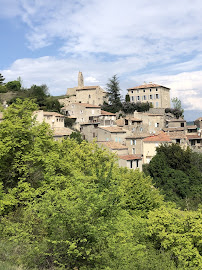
[125,94,130,102]
[106,75,122,111]
[171,97,184,117]
[0,73,5,85]
[5,80,21,92]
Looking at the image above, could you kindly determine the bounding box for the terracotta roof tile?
[74,103,101,108]
[187,134,202,139]
[119,154,142,160]
[101,110,116,116]
[99,126,126,133]
[128,83,170,90]
[169,132,187,139]
[143,132,171,142]
[195,117,202,121]
[100,141,128,150]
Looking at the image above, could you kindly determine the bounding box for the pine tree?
[106,74,122,110]
[0,73,5,85]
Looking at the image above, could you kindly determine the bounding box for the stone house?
[99,110,116,126]
[127,83,170,108]
[98,141,128,155]
[194,117,202,131]
[61,72,107,106]
[33,110,72,140]
[97,126,128,145]
[119,154,143,170]
[142,132,172,163]
[61,103,101,130]
[125,133,149,155]
[166,118,186,129]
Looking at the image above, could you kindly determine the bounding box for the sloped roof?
[99,126,126,133]
[100,141,128,150]
[143,132,171,142]
[166,118,186,122]
[74,103,101,108]
[43,111,64,117]
[101,110,116,116]
[126,133,150,139]
[53,127,73,136]
[169,132,187,139]
[119,154,142,160]
[187,134,202,140]
[128,83,170,90]
[195,117,202,121]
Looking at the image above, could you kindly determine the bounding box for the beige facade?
[61,103,101,130]
[63,72,107,106]
[33,110,72,140]
[142,132,171,163]
[34,110,65,128]
[97,126,128,145]
[194,117,202,131]
[166,118,186,129]
[80,123,99,142]
[119,155,143,170]
[125,134,149,155]
[98,141,128,156]
[127,83,170,108]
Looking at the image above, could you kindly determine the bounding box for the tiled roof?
[169,132,187,139]
[101,110,116,116]
[74,103,101,108]
[163,127,185,132]
[76,86,98,90]
[195,117,202,121]
[187,125,197,129]
[53,127,73,136]
[126,133,150,139]
[166,118,186,122]
[119,154,142,160]
[100,141,128,150]
[99,126,126,133]
[187,134,202,140]
[116,118,124,126]
[42,111,64,117]
[125,117,142,121]
[128,83,170,90]
[143,132,171,142]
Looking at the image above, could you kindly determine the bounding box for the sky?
[0,0,202,121]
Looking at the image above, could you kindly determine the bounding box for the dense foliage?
[144,143,202,210]
[0,100,201,269]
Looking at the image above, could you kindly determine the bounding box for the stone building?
[127,83,170,108]
[61,72,107,106]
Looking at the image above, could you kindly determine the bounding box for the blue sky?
[0,0,202,120]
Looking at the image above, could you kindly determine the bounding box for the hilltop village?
[35,72,202,170]
[1,72,201,171]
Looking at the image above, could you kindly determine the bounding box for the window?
[132,148,135,154]
[137,96,140,101]
[150,95,153,99]
[156,88,158,91]
[144,95,147,100]
[131,96,134,101]
[93,132,95,138]
[115,137,118,142]
[131,90,133,94]
[92,109,94,115]
[155,123,159,127]
[131,139,136,145]
[156,94,159,99]
[89,94,91,98]
[143,89,145,92]
[176,139,180,143]
[197,139,201,143]
[80,110,83,114]
[130,160,133,169]
[136,160,139,168]
[156,102,159,107]
[181,123,184,127]
[150,89,152,92]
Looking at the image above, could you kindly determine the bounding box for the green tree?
[0,73,5,85]
[5,80,21,92]
[125,93,130,102]
[171,97,184,117]
[106,74,122,111]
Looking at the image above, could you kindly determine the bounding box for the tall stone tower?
[78,71,84,88]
